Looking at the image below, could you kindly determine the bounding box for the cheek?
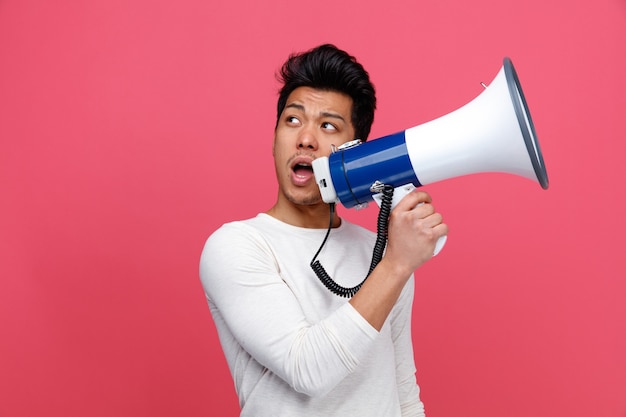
[271,143,289,169]
[272,132,291,158]
[319,136,348,155]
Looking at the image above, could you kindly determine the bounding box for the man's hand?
[350,190,447,331]
[384,190,448,277]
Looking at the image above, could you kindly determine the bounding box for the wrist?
[376,257,414,283]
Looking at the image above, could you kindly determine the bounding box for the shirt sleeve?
[199,222,380,398]
[390,276,426,417]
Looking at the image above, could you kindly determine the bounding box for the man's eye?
[287,116,300,124]
[322,122,337,131]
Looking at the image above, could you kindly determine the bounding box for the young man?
[200,44,447,417]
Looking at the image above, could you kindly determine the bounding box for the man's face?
[273,86,355,206]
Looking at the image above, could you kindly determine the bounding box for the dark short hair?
[275,44,377,141]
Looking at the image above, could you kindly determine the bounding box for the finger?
[433,222,449,238]
[414,212,443,231]
[414,202,436,218]
[394,190,431,212]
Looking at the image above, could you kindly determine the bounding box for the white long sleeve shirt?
[199,213,425,417]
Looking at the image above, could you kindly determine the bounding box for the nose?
[297,125,318,150]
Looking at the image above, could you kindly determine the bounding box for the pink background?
[1,0,625,416]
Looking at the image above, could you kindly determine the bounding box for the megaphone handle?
[373,183,447,256]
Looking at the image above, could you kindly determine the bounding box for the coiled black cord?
[310,185,395,298]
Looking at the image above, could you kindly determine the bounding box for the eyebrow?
[284,103,347,123]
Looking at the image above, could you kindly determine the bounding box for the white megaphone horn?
[312,57,549,255]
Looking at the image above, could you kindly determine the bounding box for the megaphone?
[312,57,549,213]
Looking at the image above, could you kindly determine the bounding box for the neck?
[266,199,341,229]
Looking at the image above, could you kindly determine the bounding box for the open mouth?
[293,163,313,177]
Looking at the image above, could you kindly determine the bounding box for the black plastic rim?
[503,57,549,190]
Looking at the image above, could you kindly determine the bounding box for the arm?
[391,277,426,417]
[350,189,447,331]
[199,223,379,397]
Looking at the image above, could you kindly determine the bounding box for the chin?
[292,196,322,206]
[285,190,323,206]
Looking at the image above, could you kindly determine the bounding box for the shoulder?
[202,215,274,257]
[199,216,281,292]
